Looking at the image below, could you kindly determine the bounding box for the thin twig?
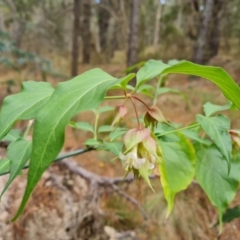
[0,147,94,176]
[110,184,148,220]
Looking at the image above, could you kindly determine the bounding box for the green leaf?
[0,81,54,140]
[13,69,120,220]
[139,166,154,192]
[109,128,128,141]
[0,158,10,175]
[157,87,187,100]
[180,129,211,145]
[85,138,101,147]
[69,121,94,133]
[98,106,114,114]
[203,102,232,117]
[137,84,155,98]
[2,129,21,142]
[136,60,167,84]
[136,60,240,109]
[157,87,180,96]
[221,206,240,224]
[103,141,123,156]
[167,59,180,66]
[111,73,135,89]
[98,125,114,133]
[158,134,196,217]
[125,61,146,73]
[195,146,240,227]
[0,139,32,199]
[137,84,154,93]
[196,114,232,166]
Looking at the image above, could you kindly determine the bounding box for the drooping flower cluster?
[110,100,164,175]
[119,128,162,172]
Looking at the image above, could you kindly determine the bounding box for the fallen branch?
[60,158,158,186]
[60,158,152,219]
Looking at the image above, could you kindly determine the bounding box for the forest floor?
[0,55,240,240]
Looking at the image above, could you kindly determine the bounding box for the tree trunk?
[207,0,224,59]
[192,0,214,64]
[82,0,91,64]
[176,0,183,34]
[192,0,224,64]
[71,0,81,77]
[4,0,25,48]
[153,0,162,47]
[127,0,140,67]
[98,0,111,53]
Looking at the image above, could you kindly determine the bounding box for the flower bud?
[229,130,240,148]
[123,128,150,151]
[144,106,166,128]
[111,104,128,127]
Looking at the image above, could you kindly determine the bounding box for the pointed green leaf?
[85,138,101,147]
[196,114,232,165]
[195,146,240,226]
[139,166,154,192]
[0,81,54,140]
[137,60,240,109]
[158,134,196,217]
[137,84,154,93]
[157,87,187,100]
[69,121,94,133]
[98,125,114,133]
[0,158,10,175]
[137,60,168,84]
[137,84,155,98]
[180,129,211,145]
[157,87,180,95]
[98,106,114,114]
[203,102,232,117]
[12,69,120,220]
[2,129,21,142]
[1,139,32,199]
[111,73,135,89]
[125,61,146,73]
[109,128,128,141]
[103,141,123,156]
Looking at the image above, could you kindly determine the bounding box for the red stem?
[131,96,151,110]
[130,96,141,129]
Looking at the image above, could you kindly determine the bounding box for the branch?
[60,158,151,220]
[0,147,94,176]
[60,158,158,186]
[110,184,148,220]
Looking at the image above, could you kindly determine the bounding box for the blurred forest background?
[1,0,240,240]
[1,0,240,82]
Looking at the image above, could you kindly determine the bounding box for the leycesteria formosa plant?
[0,59,240,232]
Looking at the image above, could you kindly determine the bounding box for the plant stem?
[93,112,99,140]
[0,147,94,177]
[132,96,150,109]
[104,95,126,100]
[130,97,141,129]
[23,120,34,139]
[153,75,164,106]
[157,123,200,137]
